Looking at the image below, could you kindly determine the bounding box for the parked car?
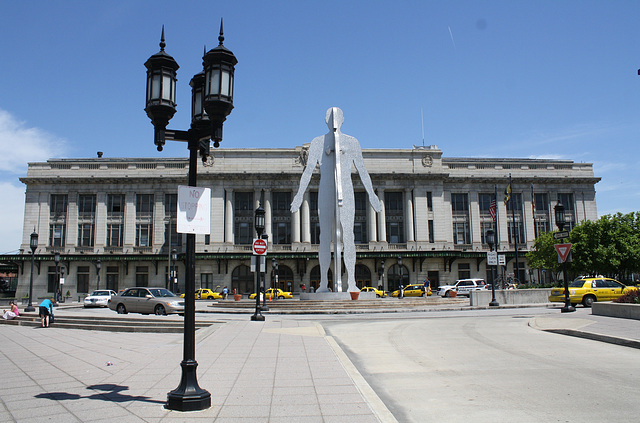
[180,288,223,300]
[249,288,293,300]
[108,287,184,315]
[437,279,486,297]
[83,290,117,307]
[360,286,387,298]
[391,284,432,297]
[548,278,635,307]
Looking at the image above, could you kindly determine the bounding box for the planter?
[349,291,360,300]
[233,294,242,301]
[449,290,457,298]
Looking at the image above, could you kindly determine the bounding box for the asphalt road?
[321,308,640,423]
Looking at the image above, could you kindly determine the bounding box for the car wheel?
[278,295,285,299]
[376,294,381,298]
[444,291,450,297]
[582,295,596,308]
[116,304,127,314]
[154,305,166,315]
[420,292,425,297]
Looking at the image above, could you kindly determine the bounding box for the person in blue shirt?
[38,298,54,327]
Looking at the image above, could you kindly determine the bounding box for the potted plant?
[349,291,359,300]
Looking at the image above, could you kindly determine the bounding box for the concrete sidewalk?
[0,316,394,423]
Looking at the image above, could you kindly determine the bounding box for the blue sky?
[1,1,639,253]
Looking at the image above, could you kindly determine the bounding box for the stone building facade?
[10,145,599,299]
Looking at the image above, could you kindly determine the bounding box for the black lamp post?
[554,202,575,313]
[54,251,61,305]
[378,260,385,291]
[25,231,38,312]
[271,257,278,302]
[144,22,237,412]
[252,206,266,321]
[171,249,178,293]
[486,229,499,307]
[397,256,404,298]
[96,259,101,291]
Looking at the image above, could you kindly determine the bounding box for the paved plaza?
[0,304,638,422]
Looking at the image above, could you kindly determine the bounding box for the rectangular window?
[136,223,152,247]
[385,192,404,244]
[507,193,525,244]
[77,266,90,293]
[534,193,550,236]
[201,273,213,290]
[235,221,253,245]
[106,266,119,291]
[354,192,368,244]
[136,266,149,287]
[310,192,320,244]
[50,223,66,247]
[165,193,177,216]
[106,224,123,247]
[136,194,154,215]
[428,220,434,243]
[557,193,575,231]
[50,194,68,215]
[77,223,95,247]
[272,192,292,244]
[274,222,291,244]
[453,222,470,245]
[478,193,494,216]
[458,263,471,280]
[451,193,470,245]
[234,192,253,211]
[107,194,124,215]
[426,192,433,212]
[451,193,468,214]
[48,266,57,293]
[136,194,153,247]
[78,194,96,216]
[50,194,68,247]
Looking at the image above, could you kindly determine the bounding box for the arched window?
[310,265,333,291]
[232,265,253,295]
[387,264,409,292]
[272,265,294,292]
[355,264,371,289]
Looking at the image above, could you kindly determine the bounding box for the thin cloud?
[0,109,66,173]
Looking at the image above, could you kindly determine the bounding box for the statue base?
[300,292,376,301]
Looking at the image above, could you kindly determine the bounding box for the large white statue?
[291,107,382,292]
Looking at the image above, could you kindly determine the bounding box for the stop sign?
[252,238,267,255]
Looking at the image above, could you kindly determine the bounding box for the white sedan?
[83,290,117,307]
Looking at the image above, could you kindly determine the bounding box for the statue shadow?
[35,383,165,405]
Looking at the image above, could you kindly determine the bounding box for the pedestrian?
[222,286,229,300]
[38,298,55,327]
[2,301,19,320]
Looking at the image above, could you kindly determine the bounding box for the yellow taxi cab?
[360,286,387,298]
[180,288,223,300]
[548,277,635,307]
[391,284,432,297]
[249,288,293,300]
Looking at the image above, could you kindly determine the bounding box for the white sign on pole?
[177,185,211,234]
[487,251,498,266]
[60,278,65,285]
[498,255,506,266]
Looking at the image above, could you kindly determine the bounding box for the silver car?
[108,287,184,316]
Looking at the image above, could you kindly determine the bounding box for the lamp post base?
[561,305,576,313]
[489,300,500,307]
[166,360,211,411]
[24,306,35,312]
[251,313,265,321]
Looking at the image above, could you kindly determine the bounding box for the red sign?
[554,243,572,263]
[252,238,267,256]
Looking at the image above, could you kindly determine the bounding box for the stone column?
[301,191,311,243]
[367,202,377,242]
[405,188,414,242]
[124,192,136,248]
[95,192,107,249]
[66,192,78,250]
[377,189,386,242]
[264,189,272,241]
[225,188,234,244]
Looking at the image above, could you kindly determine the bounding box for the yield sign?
[554,243,572,263]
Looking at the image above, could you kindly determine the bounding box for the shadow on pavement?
[35,383,165,405]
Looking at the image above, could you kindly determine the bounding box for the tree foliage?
[526,212,640,283]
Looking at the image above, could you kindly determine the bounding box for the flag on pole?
[504,183,511,205]
[489,199,497,222]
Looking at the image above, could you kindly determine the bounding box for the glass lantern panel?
[229,73,234,98]
[192,89,203,117]
[151,73,161,100]
[207,69,220,96]
[162,74,173,101]
[221,71,230,97]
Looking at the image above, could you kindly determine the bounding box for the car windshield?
[91,290,111,296]
[569,280,588,288]
[148,288,177,298]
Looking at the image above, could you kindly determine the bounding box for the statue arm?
[291,138,322,212]
[352,141,382,212]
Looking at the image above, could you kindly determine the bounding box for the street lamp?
[25,230,38,312]
[397,256,404,299]
[96,259,101,291]
[486,229,499,307]
[554,202,575,313]
[378,260,385,291]
[252,205,266,321]
[171,249,178,293]
[145,22,237,412]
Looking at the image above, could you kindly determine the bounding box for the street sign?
[498,255,506,266]
[487,251,498,266]
[553,230,570,240]
[554,243,572,263]
[177,185,211,234]
[252,238,268,256]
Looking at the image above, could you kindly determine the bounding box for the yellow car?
[249,288,293,300]
[391,284,432,297]
[180,288,223,300]
[549,278,635,307]
[360,287,387,298]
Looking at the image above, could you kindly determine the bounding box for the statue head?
[325,107,344,132]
